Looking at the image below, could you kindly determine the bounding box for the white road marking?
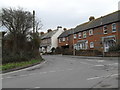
[108,63,118,66]
[97,60,104,62]
[87,73,118,81]
[87,77,100,80]
[41,72,47,74]
[95,65,104,67]
[34,87,40,88]
[111,74,118,77]
[2,61,47,76]
[6,77,12,79]
[29,73,37,75]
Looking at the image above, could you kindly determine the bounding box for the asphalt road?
[1,55,119,88]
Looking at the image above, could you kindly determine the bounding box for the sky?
[0,0,120,32]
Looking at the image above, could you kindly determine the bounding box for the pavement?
[1,55,119,89]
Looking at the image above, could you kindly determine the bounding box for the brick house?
[58,10,120,54]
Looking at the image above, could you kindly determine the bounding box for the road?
[2,55,119,89]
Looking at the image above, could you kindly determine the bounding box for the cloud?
[0,0,119,31]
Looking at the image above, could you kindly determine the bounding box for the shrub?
[109,44,120,52]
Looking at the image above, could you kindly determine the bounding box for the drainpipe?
[72,29,75,56]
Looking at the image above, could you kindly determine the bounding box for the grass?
[0,59,44,71]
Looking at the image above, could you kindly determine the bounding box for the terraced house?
[40,26,64,53]
[58,10,120,54]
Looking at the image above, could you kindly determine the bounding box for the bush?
[109,44,120,52]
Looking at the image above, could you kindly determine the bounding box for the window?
[74,34,77,39]
[103,25,108,34]
[78,33,82,39]
[90,42,94,48]
[59,38,61,43]
[62,38,65,42]
[89,29,93,36]
[83,31,87,38]
[112,23,116,32]
[66,37,69,41]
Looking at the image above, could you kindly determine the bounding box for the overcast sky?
[0,0,120,32]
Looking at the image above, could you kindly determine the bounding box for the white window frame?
[103,25,108,34]
[74,34,77,39]
[78,32,82,39]
[89,29,93,36]
[62,37,65,42]
[83,31,87,38]
[90,42,94,48]
[59,38,61,43]
[112,23,116,32]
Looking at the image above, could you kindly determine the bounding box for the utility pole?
[33,10,35,33]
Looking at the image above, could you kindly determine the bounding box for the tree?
[1,8,42,64]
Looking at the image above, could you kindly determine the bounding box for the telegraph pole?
[33,10,35,33]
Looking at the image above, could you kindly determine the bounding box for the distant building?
[40,26,64,53]
[58,10,120,53]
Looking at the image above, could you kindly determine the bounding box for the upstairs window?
[83,31,87,38]
[62,37,65,42]
[112,23,116,32]
[89,29,93,36]
[66,37,69,41]
[74,34,77,39]
[78,33,82,39]
[103,25,108,34]
[59,38,61,43]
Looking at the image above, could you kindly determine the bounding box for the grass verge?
[0,59,44,71]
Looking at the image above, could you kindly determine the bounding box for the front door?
[104,40,116,52]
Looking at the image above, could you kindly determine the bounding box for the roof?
[58,10,120,38]
[74,10,120,33]
[40,30,58,40]
[58,29,75,38]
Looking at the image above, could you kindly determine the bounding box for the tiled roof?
[58,10,120,38]
[40,30,58,40]
[58,29,74,38]
[74,10,120,33]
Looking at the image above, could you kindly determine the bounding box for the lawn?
[0,59,44,71]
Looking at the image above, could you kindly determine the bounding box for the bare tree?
[2,8,33,35]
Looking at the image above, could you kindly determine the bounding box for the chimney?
[40,32,44,35]
[57,26,62,30]
[63,28,67,31]
[89,16,95,21]
[47,29,52,33]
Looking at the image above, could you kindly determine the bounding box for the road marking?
[80,62,93,65]
[108,63,118,66]
[34,87,40,88]
[97,60,104,62]
[87,77,100,80]
[41,72,47,74]
[87,73,118,81]
[111,74,118,77]
[6,77,12,79]
[95,65,104,67]
[2,61,47,76]
[29,73,37,75]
